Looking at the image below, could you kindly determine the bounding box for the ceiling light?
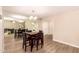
[34,16,37,20]
[11,15,27,19]
[29,16,33,20]
[4,17,14,20]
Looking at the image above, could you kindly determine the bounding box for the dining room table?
[23,31,39,52]
[22,31,44,52]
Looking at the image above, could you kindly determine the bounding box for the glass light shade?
[34,16,37,20]
[29,16,33,20]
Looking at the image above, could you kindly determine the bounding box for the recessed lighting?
[11,15,27,19]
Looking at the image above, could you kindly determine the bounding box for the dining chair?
[14,29,18,38]
[29,34,37,52]
[37,31,44,49]
[22,31,44,52]
[18,30,22,38]
[30,32,44,51]
[22,32,31,52]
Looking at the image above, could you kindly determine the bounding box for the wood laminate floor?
[4,34,79,53]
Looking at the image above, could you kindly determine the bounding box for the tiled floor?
[4,34,79,53]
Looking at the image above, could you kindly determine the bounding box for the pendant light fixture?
[29,10,38,20]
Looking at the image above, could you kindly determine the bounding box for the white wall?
[41,9,79,48]
[0,7,4,52]
[42,17,54,35]
[53,10,79,48]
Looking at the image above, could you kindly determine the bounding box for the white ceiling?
[3,6,79,19]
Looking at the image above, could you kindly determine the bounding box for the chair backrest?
[38,31,43,39]
[23,32,29,41]
[27,30,32,32]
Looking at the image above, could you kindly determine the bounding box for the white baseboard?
[53,39,79,48]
